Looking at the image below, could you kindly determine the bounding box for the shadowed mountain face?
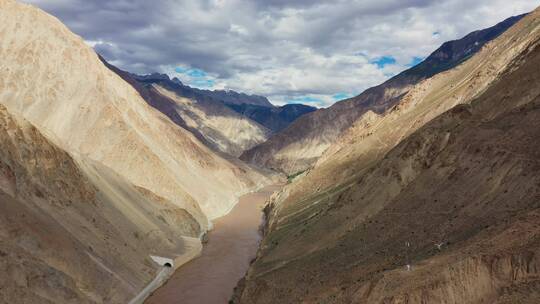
[233,9,540,304]
[226,103,317,133]
[240,13,526,175]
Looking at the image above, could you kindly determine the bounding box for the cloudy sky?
[24,0,538,107]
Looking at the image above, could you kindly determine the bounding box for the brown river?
[145,185,282,304]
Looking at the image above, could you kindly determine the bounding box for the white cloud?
[23,0,539,107]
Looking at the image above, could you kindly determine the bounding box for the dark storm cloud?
[23,0,538,106]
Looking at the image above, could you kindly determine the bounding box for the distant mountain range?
[99,62,316,156]
[226,103,316,132]
[134,73,274,107]
[129,73,317,133]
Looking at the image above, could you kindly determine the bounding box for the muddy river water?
[145,185,282,304]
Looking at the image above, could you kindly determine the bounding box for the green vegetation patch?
[286,170,306,183]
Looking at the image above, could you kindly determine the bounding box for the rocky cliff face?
[234,8,540,304]
[240,14,525,175]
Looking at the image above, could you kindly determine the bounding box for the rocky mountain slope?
[0,0,269,222]
[103,66,271,157]
[0,104,201,303]
[240,13,525,175]
[0,0,272,302]
[233,8,540,304]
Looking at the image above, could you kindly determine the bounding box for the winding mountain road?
[129,266,173,304]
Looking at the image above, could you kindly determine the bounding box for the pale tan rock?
[152,84,270,157]
[0,104,200,303]
[0,0,270,223]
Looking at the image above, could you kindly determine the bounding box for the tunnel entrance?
[150,255,174,269]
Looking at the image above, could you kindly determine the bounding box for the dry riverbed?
[145,185,282,304]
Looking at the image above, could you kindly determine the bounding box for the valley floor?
[145,185,282,304]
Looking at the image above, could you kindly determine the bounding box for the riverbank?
[145,185,282,304]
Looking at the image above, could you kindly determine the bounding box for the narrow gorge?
[1,1,539,304]
[146,185,282,304]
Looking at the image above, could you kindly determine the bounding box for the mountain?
[233,8,540,304]
[0,0,270,222]
[135,73,274,108]
[0,104,201,303]
[134,73,273,108]
[226,103,317,133]
[103,65,271,157]
[127,73,316,136]
[0,0,271,302]
[205,89,274,108]
[240,13,526,175]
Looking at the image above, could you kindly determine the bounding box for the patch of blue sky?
[186,69,207,77]
[332,92,353,101]
[175,66,207,78]
[174,66,215,88]
[370,56,396,69]
[287,95,322,104]
[190,78,215,88]
[175,67,189,73]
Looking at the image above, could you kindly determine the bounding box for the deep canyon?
[146,185,282,304]
[0,0,539,304]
